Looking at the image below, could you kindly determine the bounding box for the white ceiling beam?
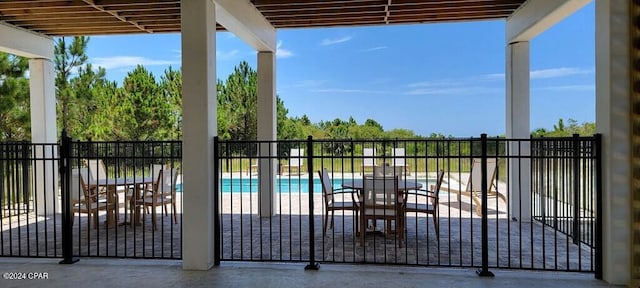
[0,22,53,59]
[506,0,591,43]
[214,0,276,52]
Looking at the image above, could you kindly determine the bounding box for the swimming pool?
[178,178,434,193]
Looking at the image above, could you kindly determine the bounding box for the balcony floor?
[0,258,612,288]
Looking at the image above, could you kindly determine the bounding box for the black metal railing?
[0,133,601,273]
[0,142,33,217]
[215,135,601,274]
[0,135,183,260]
[531,135,597,247]
[0,141,61,258]
[66,137,183,259]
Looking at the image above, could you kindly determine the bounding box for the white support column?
[29,58,57,216]
[506,41,531,222]
[595,0,630,284]
[181,0,216,270]
[257,51,277,217]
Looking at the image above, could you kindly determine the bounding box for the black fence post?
[59,131,78,264]
[594,133,603,279]
[305,135,319,270]
[572,134,581,245]
[213,136,221,265]
[20,141,30,208]
[477,133,494,277]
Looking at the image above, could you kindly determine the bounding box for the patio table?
[87,176,155,227]
[341,179,422,192]
[341,179,422,237]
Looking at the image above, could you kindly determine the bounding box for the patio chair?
[85,158,125,195]
[285,148,304,175]
[361,148,378,175]
[138,166,179,230]
[443,158,506,216]
[71,167,118,228]
[404,170,445,238]
[318,168,360,237]
[86,159,109,182]
[360,176,404,247]
[373,165,403,179]
[123,164,164,224]
[390,148,410,176]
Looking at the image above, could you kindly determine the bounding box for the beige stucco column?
[506,41,531,222]
[257,51,277,217]
[595,0,631,284]
[181,0,217,270]
[29,58,58,216]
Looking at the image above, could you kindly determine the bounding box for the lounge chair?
[249,160,259,175]
[248,144,260,175]
[404,170,445,238]
[443,158,506,216]
[361,148,378,175]
[360,176,404,247]
[318,168,359,237]
[390,148,410,176]
[284,148,304,175]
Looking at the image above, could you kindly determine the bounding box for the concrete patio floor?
[0,258,615,288]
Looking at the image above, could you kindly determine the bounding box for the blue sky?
[85,2,594,137]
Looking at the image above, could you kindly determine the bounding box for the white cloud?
[311,88,386,94]
[405,86,498,96]
[408,67,594,88]
[91,56,178,70]
[478,73,505,80]
[276,41,294,58]
[535,84,595,92]
[407,79,460,88]
[216,49,240,60]
[292,80,325,88]
[361,46,388,52]
[406,76,502,96]
[530,67,593,79]
[368,77,393,85]
[320,36,352,46]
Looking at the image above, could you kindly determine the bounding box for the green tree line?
[0,36,595,142]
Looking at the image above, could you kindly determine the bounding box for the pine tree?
[0,52,30,140]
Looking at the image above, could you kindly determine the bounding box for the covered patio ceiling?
[0,0,527,36]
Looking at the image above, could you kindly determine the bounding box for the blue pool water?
[177,178,433,193]
[222,178,326,193]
